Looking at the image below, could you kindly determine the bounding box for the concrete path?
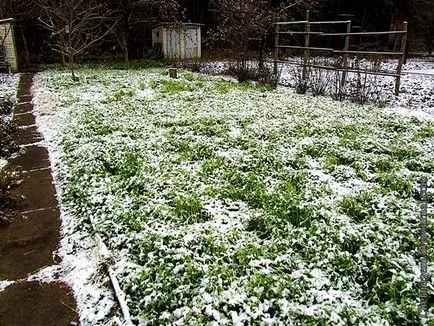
[0,74,79,325]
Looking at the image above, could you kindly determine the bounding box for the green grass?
[35,65,434,325]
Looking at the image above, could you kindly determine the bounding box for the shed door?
[168,29,181,59]
[185,29,198,59]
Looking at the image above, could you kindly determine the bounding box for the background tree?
[1,0,432,67]
[209,0,316,65]
[109,0,181,62]
[410,0,434,53]
[37,0,119,80]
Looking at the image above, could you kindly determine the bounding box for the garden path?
[0,74,78,325]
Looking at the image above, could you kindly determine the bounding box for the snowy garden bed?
[0,73,19,169]
[204,58,434,119]
[280,58,434,119]
[33,66,433,325]
[0,74,18,99]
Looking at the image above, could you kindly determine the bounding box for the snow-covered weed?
[34,66,434,325]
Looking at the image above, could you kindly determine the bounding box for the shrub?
[227,60,259,82]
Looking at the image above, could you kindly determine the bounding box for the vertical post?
[274,23,280,75]
[395,21,408,96]
[302,10,310,83]
[169,68,177,78]
[419,176,428,316]
[340,20,352,89]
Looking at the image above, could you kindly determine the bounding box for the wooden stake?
[340,21,352,89]
[395,22,408,96]
[274,24,279,75]
[302,10,310,82]
[169,68,177,78]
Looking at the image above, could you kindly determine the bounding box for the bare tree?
[209,0,313,64]
[37,0,119,80]
[411,0,434,54]
[108,0,180,62]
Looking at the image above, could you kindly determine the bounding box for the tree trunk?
[61,52,66,65]
[68,54,78,82]
[121,31,129,62]
[116,29,129,62]
[20,28,30,68]
[123,46,129,62]
[258,36,265,69]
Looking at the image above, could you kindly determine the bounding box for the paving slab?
[13,112,36,127]
[11,168,58,212]
[9,145,51,171]
[0,281,79,326]
[13,126,43,146]
[14,102,33,114]
[16,94,32,103]
[0,208,60,279]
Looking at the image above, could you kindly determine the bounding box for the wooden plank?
[333,50,403,56]
[275,21,308,25]
[277,45,333,51]
[308,20,351,25]
[321,30,407,36]
[275,20,350,25]
[278,31,323,35]
[276,47,402,56]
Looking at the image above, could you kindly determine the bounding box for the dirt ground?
[0,74,79,325]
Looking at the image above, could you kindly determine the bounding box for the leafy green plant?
[112,88,135,101]
[150,79,197,93]
[338,191,377,223]
[413,125,434,140]
[0,169,20,225]
[376,173,413,196]
[171,193,210,223]
[201,157,227,176]
[0,97,14,115]
[35,66,434,325]
[178,140,214,161]
[0,121,17,158]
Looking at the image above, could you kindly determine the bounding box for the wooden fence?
[274,11,408,96]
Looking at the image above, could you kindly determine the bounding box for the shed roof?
[0,18,14,25]
[153,22,203,29]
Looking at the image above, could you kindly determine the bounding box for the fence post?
[274,23,279,75]
[302,10,310,83]
[419,176,428,316]
[395,21,408,96]
[340,20,352,89]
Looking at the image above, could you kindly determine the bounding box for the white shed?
[152,23,202,60]
[0,18,18,72]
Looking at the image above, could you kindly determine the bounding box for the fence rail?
[279,31,408,36]
[276,60,400,77]
[274,10,408,96]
